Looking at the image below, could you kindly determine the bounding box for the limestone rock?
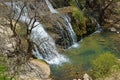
[16,59,51,80]
[117,31,119,34]
[0,18,16,53]
[110,27,117,32]
[83,73,92,80]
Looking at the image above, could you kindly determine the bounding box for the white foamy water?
[45,0,79,48]
[45,0,58,13]
[5,1,68,65]
[94,18,103,33]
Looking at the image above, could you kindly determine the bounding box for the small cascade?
[45,0,58,13]
[94,18,103,33]
[45,0,78,48]
[62,15,79,48]
[6,1,68,65]
[31,24,68,64]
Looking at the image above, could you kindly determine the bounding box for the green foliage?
[72,7,87,36]
[69,0,85,23]
[0,56,8,80]
[68,0,87,36]
[69,0,85,9]
[72,8,84,23]
[69,0,76,7]
[92,52,119,78]
[16,22,27,37]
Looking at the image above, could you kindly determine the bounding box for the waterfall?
[5,1,68,65]
[62,15,79,48]
[94,18,103,33]
[31,24,68,64]
[45,0,58,13]
[45,0,79,48]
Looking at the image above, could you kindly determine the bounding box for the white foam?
[6,1,68,65]
[45,0,58,13]
[45,0,79,48]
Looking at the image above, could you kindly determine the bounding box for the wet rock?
[16,59,51,80]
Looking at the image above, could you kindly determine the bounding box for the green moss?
[0,57,8,80]
[92,52,119,78]
[16,22,27,37]
[71,7,87,36]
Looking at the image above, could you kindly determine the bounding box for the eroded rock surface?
[15,59,51,80]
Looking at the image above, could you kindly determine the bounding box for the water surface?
[51,32,119,80]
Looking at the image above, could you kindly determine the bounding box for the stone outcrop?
[73,73,92,80]
[0,18,16,53]
[15,59,51,80]
[0,16,51,80]
[104,2,120,33]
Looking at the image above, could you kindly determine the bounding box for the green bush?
[92,52,119,78]
[72,7,87,36]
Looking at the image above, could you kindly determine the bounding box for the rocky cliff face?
[0,18,15,54]
[0,19,51,80]
[0,4,51,79]
[101,1,120,33]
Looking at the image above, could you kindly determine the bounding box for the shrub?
[92,52,119,78]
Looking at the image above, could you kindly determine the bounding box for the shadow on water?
[51,32,119,80]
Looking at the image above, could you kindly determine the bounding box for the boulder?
[83,73,92,80]
[117,31,119,34]
[16,59,51,80]
[110,27,117,32]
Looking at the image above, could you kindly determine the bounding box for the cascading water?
[6,1,68,65]
[45,0,79,48]
[62,15,79,48]
[31,25,68,64]
[45,0,58,13]
[94,18,103,33]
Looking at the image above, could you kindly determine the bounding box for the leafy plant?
[92,52,119,78]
